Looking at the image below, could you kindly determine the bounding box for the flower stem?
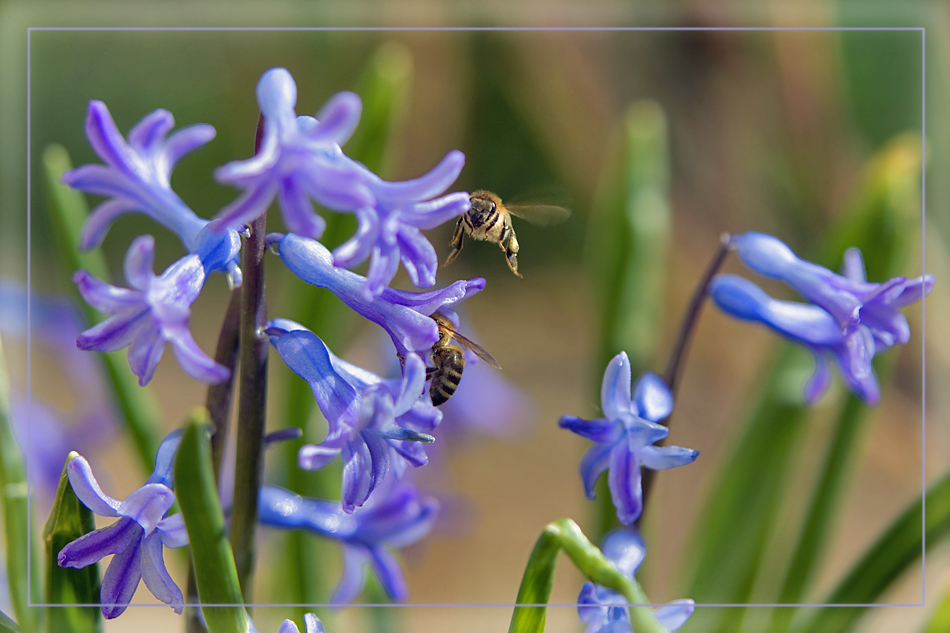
[640,233,731,520]
[229,114,269,599]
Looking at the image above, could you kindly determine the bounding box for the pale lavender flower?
[258,481,438,604]
[272,233,485,357]
[732,232,933,352]
[578,529,693,633]
[267,319,439,512]
[63,101,242,284]
[74,235,228,386]
[710,273,881,404]
[276,615,325,633]
[57,431,187,618]
[559,352,698,525]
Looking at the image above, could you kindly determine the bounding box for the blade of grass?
[42,143,160,475]
[42,452,101,633]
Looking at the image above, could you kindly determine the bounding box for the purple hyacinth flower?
[57,431,188,618]
[273,233,485,357]
[63,101,242,283]
[559,352,698,525]
[74,235,229,386]
[732,232,934,352]
[211,67,374,239]
[273,614,325,633]
[268,319,439,512]
[259,481,438,604]
[710,273,884,404]
[578,529,694,633]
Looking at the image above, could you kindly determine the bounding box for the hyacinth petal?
[655,599,696,632]
[62,164,142,199]
[341,439,375,513]
[117,483,176,535]
[399,192,471,231]
[128,109,174,153]
[157,513,189,548]
[76,309,147,354]
[167,326,230,384]
[601,352,633,421]
[85,101,138,174]
[384,277,487,318]
[891,274,935,308]
[396,225,439,288]
[639,445,699,470]
[303,614,325,633]
[608,438,643,525]
[601,528,648,579]
[140,532,184,614]
[368,546,409,602]
[299,160,376,212]
[580,441,614,499]
[372,496,439,549]
[841,247,867,283]
[80,199,141,250]
[370,150,465,201]
[65,455,121,516]
[393,352,427,414]
[299,445,341,470]
[279,176,326,239]
[127,322,164,386]
[803,353,832,404]
[73,271,141,313]
[124,235,156,291]
[332,209,380,267]
[57,518,139,568]
[559,416,620,443]
[632,372,673,422]
[331,545,369,604]
[278,621,301,633]
[209,179,279,234]
[311,90,362,145]
[162,124,216,169]
[100,535,144,619]
[364,243,401,299]
[257,67,297,124]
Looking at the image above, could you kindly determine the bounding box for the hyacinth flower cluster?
[710,232,934,404]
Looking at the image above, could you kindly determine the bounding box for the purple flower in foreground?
[272,615,325,633]
[212,68,469,297]
[63,101,242,283]
[732,232,934,351]
[710,273,883,404]
[57,431,187,618]
[578,529,693,633]
[559,352,698,525]
[74,235,228,386]
[259,481,438,604]
[273,233,485,356]
[268,319,439,512]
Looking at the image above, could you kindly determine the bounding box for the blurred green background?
[1,2,948,633]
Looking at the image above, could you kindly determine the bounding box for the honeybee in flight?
[427,312,501,406]
[443,190,571,278]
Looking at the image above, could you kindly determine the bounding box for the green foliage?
[42,452,101,633]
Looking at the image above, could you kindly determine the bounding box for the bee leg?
[443,217,465,268]
[425,366,437,379]
[503,226,523,278]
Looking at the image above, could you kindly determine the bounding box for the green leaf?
[174,411,248,633]
[922,579,950,633]
[0,610,19,632]
[793,469,950,633]
[587,101,671,540]
[508,518,666,633]
[42,452,101,633]
[42,143,160,476]
[0,336,41,633]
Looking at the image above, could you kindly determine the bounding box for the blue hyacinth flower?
[57,430,188,618]
[212,68,469,298]
[272,233,485,357]
[559,352,699,525]
[710,273,884,404]
[259,481,438,604]
[732,232,934,352]
[268,319,439,512]
[63,101,242,284]
[74,235,229,386]
[578,528,694,633]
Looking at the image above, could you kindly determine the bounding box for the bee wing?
[444,327,502,370]
[505,203,571,227]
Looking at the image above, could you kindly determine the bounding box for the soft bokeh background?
[1,2,948,632]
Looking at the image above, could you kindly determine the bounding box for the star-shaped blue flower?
[74,235,229,386]
[559,352,698,525]
[259,481,438,604]
[63,101,242,284]
[710,273,882,404]
[268,319,439,512]
[272,233,485,357]
[578,529,694,633]
[57,431,188,618]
